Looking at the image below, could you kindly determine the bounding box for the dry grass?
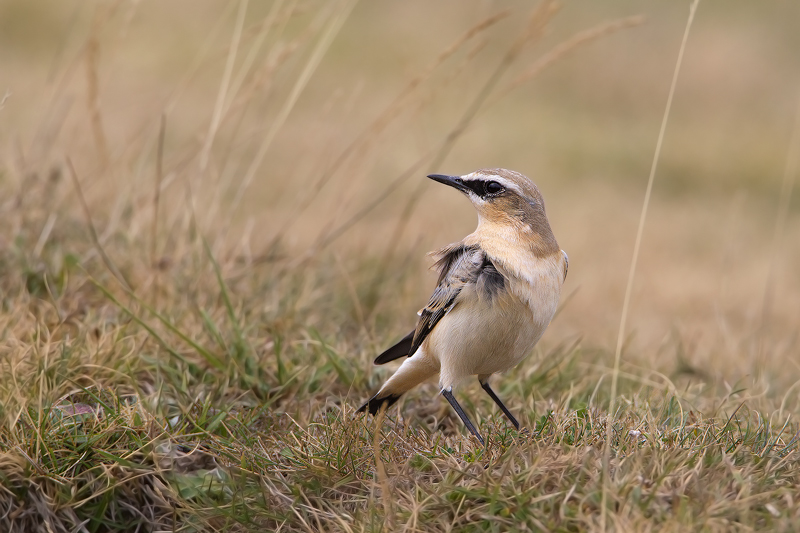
[1,1,800,531]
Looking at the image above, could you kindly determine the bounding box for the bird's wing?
[408,243,500,356]
[372,243,506,365]
[373,330,414,365]
[562,250,569,281]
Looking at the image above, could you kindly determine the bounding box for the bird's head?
[427,168,559,256]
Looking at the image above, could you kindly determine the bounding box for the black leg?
[480,381,520,430]
[441,389,485,445]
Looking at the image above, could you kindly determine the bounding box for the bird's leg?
[480,380,520,430]
[441,388,485,445]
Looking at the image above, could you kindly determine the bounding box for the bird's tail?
[357,392,402,415]
[357,352,438,416]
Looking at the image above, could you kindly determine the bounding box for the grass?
[2,1,800,531]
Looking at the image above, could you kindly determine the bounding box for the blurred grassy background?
[2,0,798,363]
[2,1,800,529]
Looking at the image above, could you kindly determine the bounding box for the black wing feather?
[373,330,415,365]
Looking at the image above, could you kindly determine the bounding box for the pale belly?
[426,274,560,389]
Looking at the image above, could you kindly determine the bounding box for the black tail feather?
[373,330,415,365]
[357,393,402,415]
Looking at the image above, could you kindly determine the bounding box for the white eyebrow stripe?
[461,173,523,195]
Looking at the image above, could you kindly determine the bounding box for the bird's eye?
[484,181,504,196]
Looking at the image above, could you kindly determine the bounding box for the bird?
[357,168,568,445]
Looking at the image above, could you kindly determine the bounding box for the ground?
[1,1,799,531]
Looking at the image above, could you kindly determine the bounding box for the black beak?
[427,173,469,194]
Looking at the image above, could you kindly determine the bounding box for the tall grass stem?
[601,0,700,526]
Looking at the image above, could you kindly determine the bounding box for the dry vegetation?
[1,1,800,531]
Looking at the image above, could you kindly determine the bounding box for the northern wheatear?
[357,168,568,444]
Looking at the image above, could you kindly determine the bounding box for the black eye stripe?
[461,180,486,197]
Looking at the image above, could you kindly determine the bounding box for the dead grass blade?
[602,0,700,527]
[66,159,133,291]
[230,0,360,215]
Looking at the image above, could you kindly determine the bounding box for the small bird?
[357,168,568,444]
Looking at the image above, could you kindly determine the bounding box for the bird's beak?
[427,173,470,194]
